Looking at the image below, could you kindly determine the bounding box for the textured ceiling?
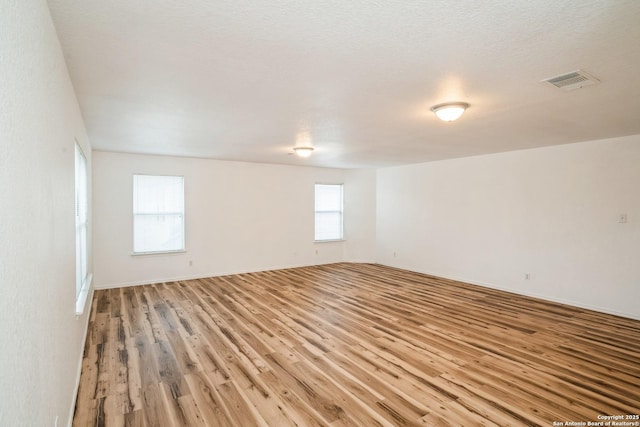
[47,0,640,168]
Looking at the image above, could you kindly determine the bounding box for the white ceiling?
[48,0,640,169]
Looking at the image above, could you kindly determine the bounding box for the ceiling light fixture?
[431,102,469,122]
[293,146,314,158]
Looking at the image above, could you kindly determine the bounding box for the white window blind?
[75,144,88,299]
[133,175,185,254]
[315,184,343,241]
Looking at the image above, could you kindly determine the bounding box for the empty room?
[2,0,639,426]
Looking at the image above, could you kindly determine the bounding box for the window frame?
[75,142,90,314]
[132,174,186,255]
[314,183,344,242]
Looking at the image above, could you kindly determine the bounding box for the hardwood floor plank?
[74,263,640,426]
[132,335,160,389]
[183,371,234,427]
[139,384,172,427]
[254,370,331,427]
[174,394,206,427]
[123,409,147,427]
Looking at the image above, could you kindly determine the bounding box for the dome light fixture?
[293,146,314,158]
[431,102,469,122]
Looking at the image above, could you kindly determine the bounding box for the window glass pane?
[133,214,184,253]
[76,225,83,296]
[134,175,183,214]
[78,224,87,289]
[315,184,342,211]
[315,212,342,241]
[133,175,185,253]
[75,144,88,298]
[314,184,343,241]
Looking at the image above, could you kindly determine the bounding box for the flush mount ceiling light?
[293,146,314,158]
[431,102,469,122]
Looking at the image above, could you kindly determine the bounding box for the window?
[315,183,343,241]
[75,143,89,305]
[133,175,185,254]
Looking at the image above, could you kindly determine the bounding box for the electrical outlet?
[393,251,397,257]
[619,213,628,223]
[524,273,531,280]
[188,260,193,266]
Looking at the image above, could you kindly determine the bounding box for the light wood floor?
[73,263,640,426]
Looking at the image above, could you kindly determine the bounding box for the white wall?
[0,1,93,426]
[93,152,376,288]
[345,168,377,263]
[376,135,640,319]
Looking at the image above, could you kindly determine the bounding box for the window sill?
[131,249,186,256]
[314,239,345,243]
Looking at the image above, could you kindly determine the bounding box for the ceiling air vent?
[542,70,600,91]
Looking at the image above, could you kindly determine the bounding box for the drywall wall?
[344,168,377,262]
[376,135,640,319]
[93,152,376,288]
[0,1,93,426]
